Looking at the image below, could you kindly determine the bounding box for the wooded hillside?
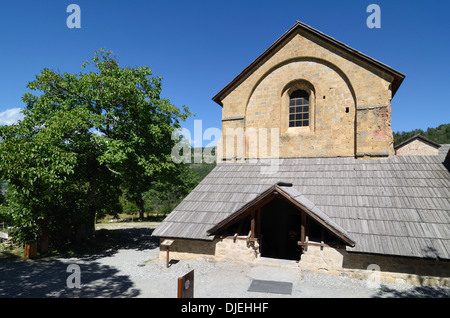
[393,123,450,146]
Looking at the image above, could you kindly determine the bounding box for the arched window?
[289,90,309,127]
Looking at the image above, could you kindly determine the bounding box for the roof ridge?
[394,134,442,149]
[212,20,405,106]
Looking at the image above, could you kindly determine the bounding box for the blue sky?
[0,1,449,146]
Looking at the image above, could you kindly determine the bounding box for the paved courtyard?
[0,224,448,298]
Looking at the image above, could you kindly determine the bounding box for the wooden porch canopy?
[207,182,355,247]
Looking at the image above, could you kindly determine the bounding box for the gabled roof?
[153,152,450,260]
[212,21,406,106]
[207,183,356,247]
[394,134,442,150]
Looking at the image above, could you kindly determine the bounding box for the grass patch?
[0,244,24,260]
[97,213,166,223]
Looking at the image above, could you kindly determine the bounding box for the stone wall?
[215,237,260,263]
[298,245,345,272]
[159,238,450,287]
[342,251,450,286]
[158,238,217,261]
[395,139,439,156]
[299,245,450,286]
[217,29,395,161]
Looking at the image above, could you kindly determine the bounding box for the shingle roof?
[153,152,450,260]
[439,144,450,156]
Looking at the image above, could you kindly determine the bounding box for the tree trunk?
[87,208,96,239]
[40,218,49,254]
[75,178,97,242]
[138,195,145,221]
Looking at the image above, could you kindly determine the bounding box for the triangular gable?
[207,182,355,247]
[212,21,405,106]
[394,134,441,150]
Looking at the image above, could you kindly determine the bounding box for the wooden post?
[24,241,37,259]
[177,277,182,298]
[160,239,174,268]
[257,207,261,238]
[300,212,306,244]
[40,219,49,255]
[320,228,324,251]
[250,210,255,240]
[305,216,310,252]
[166,247,169,267]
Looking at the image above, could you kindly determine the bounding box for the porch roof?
[207,183,355,247]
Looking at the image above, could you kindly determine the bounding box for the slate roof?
[153,152,450,260]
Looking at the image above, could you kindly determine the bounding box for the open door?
[260,198,302,261]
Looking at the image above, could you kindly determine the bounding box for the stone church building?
[153,21,450,286]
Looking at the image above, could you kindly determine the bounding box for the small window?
[289,90,309,127]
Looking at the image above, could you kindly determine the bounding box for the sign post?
[177,269,194,298]
[160,239,174,268]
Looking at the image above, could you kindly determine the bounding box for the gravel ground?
[1,223,449,298]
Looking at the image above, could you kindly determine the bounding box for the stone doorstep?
[253,257,300,269]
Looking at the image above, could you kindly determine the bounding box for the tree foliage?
[0,49,192,245]
[394,123,450,146]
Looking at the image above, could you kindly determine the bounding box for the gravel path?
[1,223,448,298]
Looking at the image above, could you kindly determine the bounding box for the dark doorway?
[260,198,302,260]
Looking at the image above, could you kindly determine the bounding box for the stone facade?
[215,237,260,263]
[395,138,439,156]
[217,29,396,161]
[158,238,217,261]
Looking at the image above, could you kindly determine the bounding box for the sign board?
[0,231,8,239]
[177,269,194,298]
[160,239,174,247]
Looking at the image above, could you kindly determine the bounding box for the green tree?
[394,123,450,145]
[0,49,191,245]
[144,163,201,215]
